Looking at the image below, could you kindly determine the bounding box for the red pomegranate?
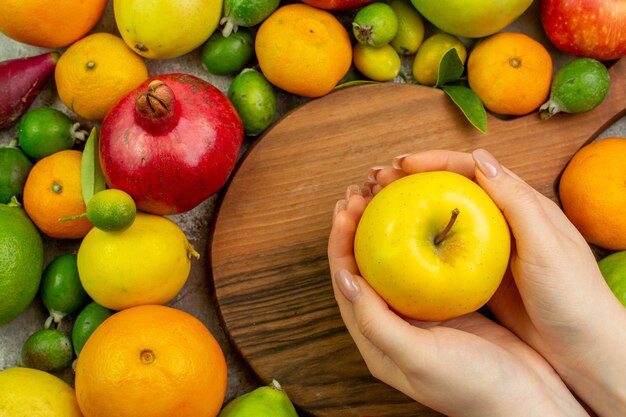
[100,73,244,215]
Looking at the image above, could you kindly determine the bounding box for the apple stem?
[434,208,460,245]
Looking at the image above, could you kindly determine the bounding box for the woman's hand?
[328,178,589,417]
[366,149,626,417]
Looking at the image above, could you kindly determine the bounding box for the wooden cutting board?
[211,57,626,417]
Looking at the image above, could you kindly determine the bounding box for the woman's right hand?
[372,149,626,417]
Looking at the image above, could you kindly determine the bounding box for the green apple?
[598,251,626,306]
[354,171,511,321]
[410,0,533,38]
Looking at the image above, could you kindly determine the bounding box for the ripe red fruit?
[0,52,58,130]
[540,0,626,61]
[100,73,244,215]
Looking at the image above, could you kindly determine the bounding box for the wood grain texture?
[211,58,626,417]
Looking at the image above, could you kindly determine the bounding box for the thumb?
[471,149,557,245]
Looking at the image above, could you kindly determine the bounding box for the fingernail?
[335,269,360,301]
[332,199,347,223]
[392,154,411,170]
[472,149,501,178]
[361,181,374,197]
[367,166,385,183]
[345,184,361,200]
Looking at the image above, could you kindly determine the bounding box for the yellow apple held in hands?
[354,171,511,321]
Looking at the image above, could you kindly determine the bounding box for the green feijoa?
[21,329,73,372]
[353,2,399,48]
[71,301,113,356]
[540,58,610,119]
[0,146,33,204]
[220,0,280,37]
[18,107,87,159]
[40,253,90,327]
[201,28,255,76]
[228,69,278,136]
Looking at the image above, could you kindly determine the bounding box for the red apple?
[540,0,626,61]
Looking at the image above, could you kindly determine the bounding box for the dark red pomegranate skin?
[100,73,244,215]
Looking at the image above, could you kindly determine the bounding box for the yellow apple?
[354,171,511,321]
[410,0,533,38]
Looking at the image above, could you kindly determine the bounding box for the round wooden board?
[210,59,626,417]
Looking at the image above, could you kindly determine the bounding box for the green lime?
[353,43,402,82]
[598,250,626,306]
[389,0,425,55]
[21,329,73,372]
[201,28,255,76]
[220,0,280,36]
[40,253,90,327]
[228,69,278,136]
[71,301,113,356]
[540,58,610,119]
[353,2,399,48]
[412,32,466,86]
[18,107,87,159]
[0,197,44,326]
[0,146,33,204]
[86,189,137,232]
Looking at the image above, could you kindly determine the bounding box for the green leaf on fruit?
[81,127,107,204]
[442,85,487,133]
[334,79,377,90]
[435,48,464,88]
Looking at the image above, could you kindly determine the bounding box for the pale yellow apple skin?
[354,171,511,321]
[114,0,223,59]
[410,0,533,38]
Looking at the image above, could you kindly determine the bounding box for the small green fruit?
[21,329,73,372]
[201,29,255,76]
[218,379,299,417]
[72,301,113,357]
[598,250,626,306]
[61,189,137,232]
[540,58,610,119]
[220,0,280,37]
[18,107,86,159]
[40,253,90,328]
[86,189,137,232]
[0,146,33,204]
[228,69,278,137]
[352,2,399,48]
